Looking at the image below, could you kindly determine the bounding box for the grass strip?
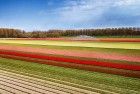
[0,54,140,78]
[0,50,140,71]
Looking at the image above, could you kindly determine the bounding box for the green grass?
[0,40,140,49]
[0,57,140,93]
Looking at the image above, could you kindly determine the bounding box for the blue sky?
[0,0,140,31]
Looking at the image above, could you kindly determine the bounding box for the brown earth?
[0,69,98,94]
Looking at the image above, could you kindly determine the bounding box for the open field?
[0,0,140,93]
[0,38,140,93]
[0,40,140,49]
[0,57,140,94]
[0,49,140,71]
[0,45,140,63]
[0,69,98,94]
[0,39,140,75]
[2,37,140,42]
[1,43,140,56]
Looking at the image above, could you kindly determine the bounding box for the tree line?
[0,27,140,38]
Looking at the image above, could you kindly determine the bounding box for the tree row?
[0,27,140,38]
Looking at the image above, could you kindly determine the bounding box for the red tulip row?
[1,54,140,78]
[0,50,140,71]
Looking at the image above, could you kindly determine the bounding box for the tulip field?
[0,38,140,93]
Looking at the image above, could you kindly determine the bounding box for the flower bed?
[0,50,140,71]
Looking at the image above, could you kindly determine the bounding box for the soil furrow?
[0,83,29,94]
[0,75,68,94]
[0,73,82,94]
[0,88,15,94]
[0,69,99,94]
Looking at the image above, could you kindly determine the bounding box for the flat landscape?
[0,38,140,94]
[1,0,140,93]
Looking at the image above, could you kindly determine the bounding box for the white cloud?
[50,0,139,23]
[114,0,139,6]
[39,0,140,29]
[55,0,107,23]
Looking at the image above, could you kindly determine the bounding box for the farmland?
[0,57,140,94]
[0,39,140,49]
[1,0,140,93]
[0,38,140,93]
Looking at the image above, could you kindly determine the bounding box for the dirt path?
[0,45,139,62]
[0,69,99,94]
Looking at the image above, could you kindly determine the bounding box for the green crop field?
[0,0,140,93]
[0,57,140,94]
[0,39,140,93]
